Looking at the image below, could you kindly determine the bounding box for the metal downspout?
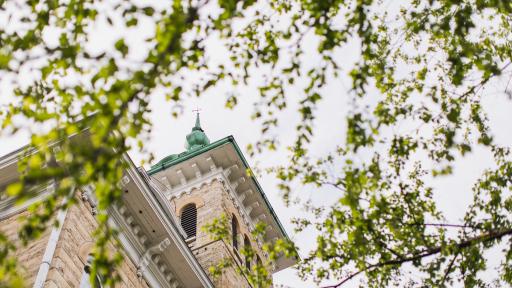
[33,207,68,288]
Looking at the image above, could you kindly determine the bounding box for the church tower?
[147,114,294,287]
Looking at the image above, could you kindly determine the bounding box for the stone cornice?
[109,205,180,288]
[0,182,54,221]
[123,156,214,288]
[81,182,178,287]
[147,136,291,247]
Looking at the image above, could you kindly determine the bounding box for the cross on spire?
[186,106,209,151]
[192,108,202,131]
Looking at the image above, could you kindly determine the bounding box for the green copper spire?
[186,113,210,151]
[193,112,202,131]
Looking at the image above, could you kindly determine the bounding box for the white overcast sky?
[2,1,512,287]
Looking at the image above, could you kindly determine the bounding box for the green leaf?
[6,182,23,196]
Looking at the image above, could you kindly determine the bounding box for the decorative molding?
[167,166,276,248]
[246,202,260,215]
[170,168,222,198]
[0,145,37,171]
[205,156,217,172]
[242,189,254,197]
[160,176,171,189]
[223,164,238,178]
[110,205,178,287]
[81,185,98,215]
[175,196,205,215]
[0,182,54,221]
[176,170,186,186]
[230,177,245,190]
[136,237,172,280]
[191,163,202,179]
[111,186,174,285]
[78,242,94,265]
[123,158,213,288]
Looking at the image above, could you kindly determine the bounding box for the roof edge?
[123,154,214,287]
[148,136,291,242]
[148,136,233,175]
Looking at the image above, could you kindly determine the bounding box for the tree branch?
[322,227,512,288]
[406,222,481,229]
[440,251,459,286]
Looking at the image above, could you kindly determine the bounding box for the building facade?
[0,114,293,287]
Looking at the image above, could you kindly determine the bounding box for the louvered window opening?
[244,236,251,269]
[232,216,239,250]
[181,204,197,238]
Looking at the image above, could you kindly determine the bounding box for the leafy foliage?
[0,0,262,285]
[1,0,512,287]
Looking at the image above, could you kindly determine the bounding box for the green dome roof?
[185,113,210,151]
[155,154,179,166]
[150,113,210,171]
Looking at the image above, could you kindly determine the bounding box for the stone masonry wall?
[172,179,267,287]
[43,197,149,288]
[192,240,250,287]
[0,196,150,288]
[0,210,51,286]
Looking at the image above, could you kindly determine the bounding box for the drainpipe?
[33,207,68,288]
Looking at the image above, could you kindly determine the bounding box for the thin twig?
[406,222,481,229]
[440,251,459,286]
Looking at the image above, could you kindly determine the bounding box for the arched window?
[79,254,102,288]
[181,204,197,238]
[79,273,102,288]
[244,235,251,269]
[231,215,239,250]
